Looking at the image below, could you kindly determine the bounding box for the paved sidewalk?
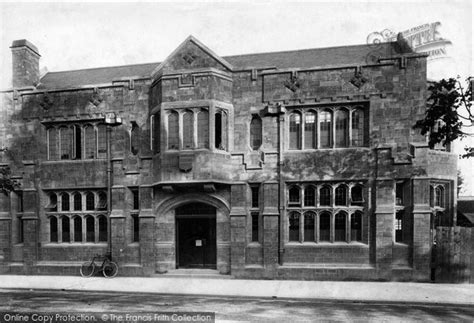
[0,275,473,305]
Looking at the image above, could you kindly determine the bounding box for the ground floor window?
[48,214,107,243]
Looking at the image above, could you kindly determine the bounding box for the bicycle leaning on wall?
[80,253,118,278]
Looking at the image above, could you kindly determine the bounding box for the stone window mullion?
[178,111,183,150]
[300,212,304,242]
[331,108,336,149]
[330,212,335,243]
[193,110,198,149]
[94,216,99,243]
[82,215,86,243]
[58,216,63,243]
[315,212,320,242]
[348,109,353,147]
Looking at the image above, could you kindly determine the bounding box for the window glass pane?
[48,128,58,160]
[61,193,70,211]
[168,111,179,149]
[86,216,95,242]
[335,109,349,148]
[320,111,332,148]
[289,212,300,241]
[395,210,403,242]
[131,123,140,155]
[319,186,331,206]
[304,112,317,149]
[351,185,363,205]
[131,188,139,210]
[60,126,73,160]
[251,212,259,242]
[74,125,82,159]
[304,212,315,242]
[86,192,95,211]
[351,212,362,242]
[289,186,300,205]
[396,182,404,205]
[153,114,161,152]
[50,217,58,242]
[221,111,228,151]
[197,109,209,148]
[304,186,315,206]
[183,111,194,149]
[62,216,70,242]
[74,216,82,242]
[335,212,346,241]
[335,186,347,206]
[84,125,95,159]
[251,186,259,208]
[73,193,82,211]
[289,113,301,149]
[97,124,107,158]
[319,212,330,241]
[98,215,107,242]
[250,116,262,150]
[351,108,365,146]
[132,214,139,242]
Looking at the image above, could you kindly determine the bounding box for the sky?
[0,0,473,194]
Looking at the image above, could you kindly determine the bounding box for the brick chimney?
[10,39,41,88]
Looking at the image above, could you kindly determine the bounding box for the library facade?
[0,36,457,281]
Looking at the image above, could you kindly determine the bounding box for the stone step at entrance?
[157,269,233,279]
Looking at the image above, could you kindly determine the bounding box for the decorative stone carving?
[284,73,300,92]
[350,67,368,89]
[182,51,197,65]
[90,87,103,107]
[39,91,53,110]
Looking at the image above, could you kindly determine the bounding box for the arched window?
[50,216,58,242]
[59,126,73,160]
[335,108,349,148]
[86,216,95,242]
[351,212,362,242]
[319,110,332,148]
[84,125,96,159]
[304,111,317,149]
[73,216,82,242]
[98,215,107,242]
[61,193,70,211]
[319,212,331,241]
[130,122,140,155]
[48,128,58,160]
[351,185,364,206]
[304,211,316,242]
[168,111,179,150]
[73,192,82,211]
[289,186,300,206]
[73,125,82,159]
[250,115,262,150]
[97,191,107,210]
[289,113,301,150]
[319,185,331,206]
[335,212,347,242]
[152,114,161,153]
[97,124,107,158]
[351,108,365,146]
[47,193,58,212]
[197,109,209,149]
[62,216,70,243]
[335,185,348,206]
[304,186,316,206]
[288,212,300,242]
[85,192,95,211]
[435,186,444,207]
[183,110,194,149]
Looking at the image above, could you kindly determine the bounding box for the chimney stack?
[11,39,41,88]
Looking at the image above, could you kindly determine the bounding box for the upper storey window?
[250,115,262,151]
[47,122,107,161]
[287,105,367,150]
[164,107,228,152]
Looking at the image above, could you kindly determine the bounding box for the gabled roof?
[38,39,411,90]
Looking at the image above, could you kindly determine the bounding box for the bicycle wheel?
[102,261,118,278]
[80,262,95,277]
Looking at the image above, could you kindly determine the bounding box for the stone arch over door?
[154,193,230,274]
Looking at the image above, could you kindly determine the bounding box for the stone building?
[0,36,457,281]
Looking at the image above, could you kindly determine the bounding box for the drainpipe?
[277,104,285,265]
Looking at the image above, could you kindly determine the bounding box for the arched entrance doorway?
[175,202,216,269]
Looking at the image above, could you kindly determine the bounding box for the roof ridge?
[42,61,160,75]
[222,42,393,59]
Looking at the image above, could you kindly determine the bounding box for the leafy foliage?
[0,166,20,196]
[413,77,473,158]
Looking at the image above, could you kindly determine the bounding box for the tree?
[0,165,20,196]
[413,77,473,158]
